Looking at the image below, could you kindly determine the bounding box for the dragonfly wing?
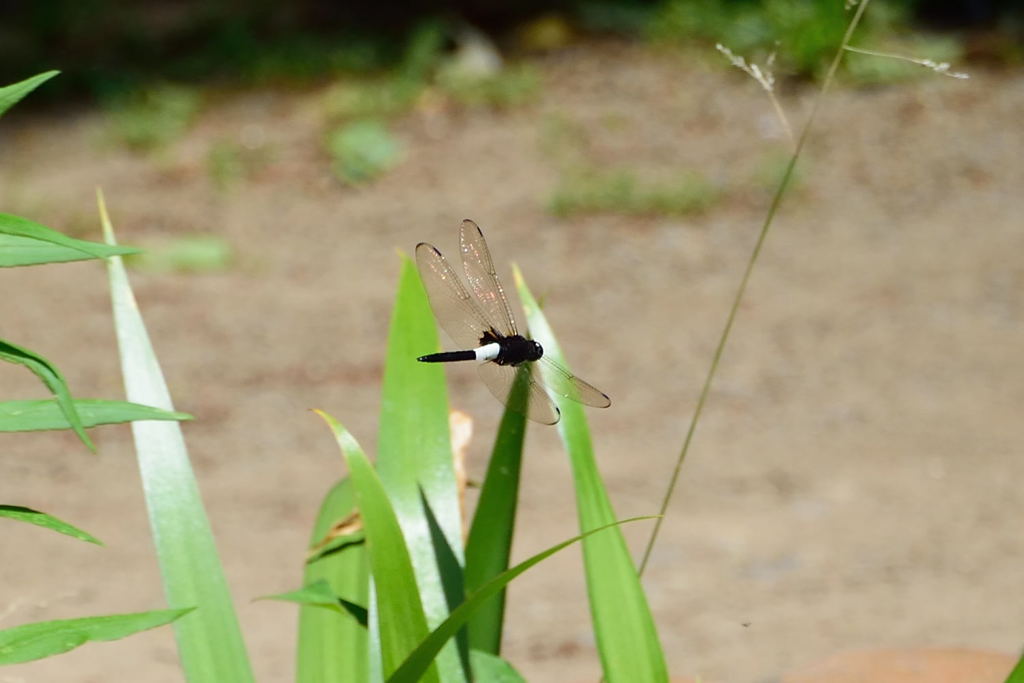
[416,242,499,349]
[536,355,612,408]
[477,362,560,425]
[460,219,518,338]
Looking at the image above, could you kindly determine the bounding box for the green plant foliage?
[105,84,201,152]
[0,609,192,665]
[650,0,905,77]
[315,410,439,683]
[515,266,668,683]
[126,235,234,274]
[0,71,59,118]
[327,120,403,184]
[387,517,654,683]
[0,213,139,267]
[0,339,94,452]
[376,255,465,682]
[549,167,717,217]
[0,398,191,432]
[437,65,540,109]
[296,477,370,683]
[0,505,102,545]
[464,367,530,654]
[468,651,526,683]
[101,192,255,683]
[1006,654,1024,682]
[266,579,368,627]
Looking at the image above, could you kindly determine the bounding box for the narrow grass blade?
[0,505,102,545]
[387,517,655,683]
[296,477,370,683]
[0,70,58,118]
[515,266,668,683]
[0,213,139,266]
[267,580,368,627]
[314,410,439,683]
[0,338,94,452]
[100,191,254,682]
[377,256,466,680]
[0,398,191,432]
[464,367,530,654]
[0,609,191,665]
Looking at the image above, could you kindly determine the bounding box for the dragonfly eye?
[529,340,544,361]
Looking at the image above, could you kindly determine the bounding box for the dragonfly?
[415,219,611,425]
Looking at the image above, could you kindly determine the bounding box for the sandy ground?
[1,41,1022,682]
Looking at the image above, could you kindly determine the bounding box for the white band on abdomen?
[474,343,500,361]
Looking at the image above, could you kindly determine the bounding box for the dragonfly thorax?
[482,331,543,366]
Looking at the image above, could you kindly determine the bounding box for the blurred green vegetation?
[2,1,1019,104]
[549,167,718,217]
[104,84,201,152]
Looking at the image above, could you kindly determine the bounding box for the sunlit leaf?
[0,70,58,118]
[315,410,439,683]
[0,338,94,452]
[516,265,668,683]
[0,505,101,545]
[0,608,192,665]
[100,190,255,682]
[0,398,191,432]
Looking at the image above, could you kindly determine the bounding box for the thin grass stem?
[638,0,873,575]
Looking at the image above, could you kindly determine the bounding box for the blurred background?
[1,1,1023,681]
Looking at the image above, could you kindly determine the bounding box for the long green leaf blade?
[0,505,102,545]
[0,608,192,665]
[0,338,94,452]
[100,191,254,682]
[464,366,530,654]
[0,214,139,266]
[377,255,466,680]
[387,517,655,683]
[515,266,668,683]
[0,70,58,118]
[296,478,370,683]
[0,398,191,432]
[315,410,439,683]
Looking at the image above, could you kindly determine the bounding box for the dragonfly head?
[527,340,544,362]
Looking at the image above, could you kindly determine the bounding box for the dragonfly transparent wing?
[477,362,561,425]
[536,355,612,408]
[460,219,518,338]
[416,242,500,349]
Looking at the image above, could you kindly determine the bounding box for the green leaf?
[0,339,94,452]
[0,505,102,545]
[100,190,255,682]
[387,517,655,683]
[515,265,669,683]
[314,411,439,683]
[464,366,530,654]
[469,650,526,682]
[1006,654,1024,683]
[0,71,58,118]
[0,608,192,665]
[265,580,368,627]
[0,213,139,267]
[377,255,466,680]
[297,477,370,683]
[0,398,191,432]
